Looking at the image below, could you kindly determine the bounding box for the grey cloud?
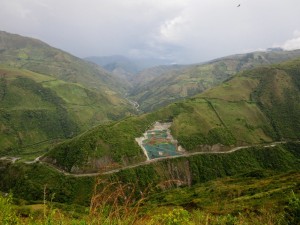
[1,0,300,64]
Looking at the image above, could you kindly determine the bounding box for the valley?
[0,31,300,224]
[0,31,136,156]
[126,50,300,112]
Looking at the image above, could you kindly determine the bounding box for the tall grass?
[88,179,148,225]
[0,181,299,224]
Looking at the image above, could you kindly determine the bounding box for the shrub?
[0,193,19,225]
[284,191,300,225]
[151,208,191,225]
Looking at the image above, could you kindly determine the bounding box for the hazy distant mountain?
[266,47,284,52]
[84,55,173,80]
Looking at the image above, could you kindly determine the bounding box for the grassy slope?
[1,170,300,224]
[0,31,129,93]
[1,143,299,206]
[144,171,300,224]
[0,67,135,156]
[0,32,135,156]
[130,50,300,111]
[44,58,300,173]
[252,62,300,139]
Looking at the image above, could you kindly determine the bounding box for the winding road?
[3,141,286,178]
[0,141,292,178]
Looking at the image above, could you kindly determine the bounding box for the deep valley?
[0,31,300,224]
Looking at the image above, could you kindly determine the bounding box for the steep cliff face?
[155,159,192,189]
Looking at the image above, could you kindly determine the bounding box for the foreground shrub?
[0,193,19,225]
[284,191,300,225]
[151,208,191,225]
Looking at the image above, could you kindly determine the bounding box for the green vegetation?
[43,116,155,172]
[2,143,299,207]
[0,179,299,224]
[284,191,300,225]
[0,31,136,156]
[0,31,129,93]
[1,31,300,224]
[250,63,300,140]
[0,186,298,225]
[0,162,95,205]
[145,172,300,225]
[130,50,300,112]
[0,67,134,157]
[0,193,19,224]
[44,57,300,172]
[0,142,299,224]
[104,143,300,189]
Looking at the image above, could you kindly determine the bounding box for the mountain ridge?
[129,49,300,111]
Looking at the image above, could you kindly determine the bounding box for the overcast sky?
[1,0,300,64]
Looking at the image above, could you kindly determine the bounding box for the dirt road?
[30,141,288,177]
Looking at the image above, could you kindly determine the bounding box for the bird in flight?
[237,4,241,7]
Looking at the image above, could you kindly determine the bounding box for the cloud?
[1,0,300,63]
[282,30,300,50]
[2,1,31,19]
[159,16,188,43]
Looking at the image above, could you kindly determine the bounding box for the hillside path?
[30,141,287,177]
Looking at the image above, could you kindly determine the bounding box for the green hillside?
[130,50,300,111]
[44,58,300,173]
[0,143,299,224]
[1,143,300,205]
[0,31,129,92]
[0,32,135,156]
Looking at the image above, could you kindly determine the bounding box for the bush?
[284,191,300,225]
[0,193,19,225]
[152,208,191,225]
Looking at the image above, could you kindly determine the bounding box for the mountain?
[131,64,184,86]
[84,55,174,81]
[129,50,300,111]
[84,55,139,73]
[0,31,130,92]
[43,57,300,173]
[0,31,135,156]
[1,48,300,224]
[84,55,139,82]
